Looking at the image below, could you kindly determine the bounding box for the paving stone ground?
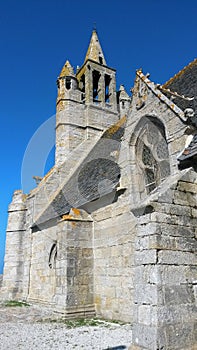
[0,304,133,350]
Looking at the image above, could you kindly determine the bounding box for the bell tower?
[77,30,118,119]
[55,31,119,166]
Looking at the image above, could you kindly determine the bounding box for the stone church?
[1,31,197,349]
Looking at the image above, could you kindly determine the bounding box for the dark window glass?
[142,145,154,166]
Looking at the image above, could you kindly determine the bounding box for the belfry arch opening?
[79,74,85,102]
[105,74,111,103]
[92,70,101,103]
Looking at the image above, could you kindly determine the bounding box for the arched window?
[48,242,57,269]
[92,70,101,103]
[65,77,71,90]
[136,117,170,196]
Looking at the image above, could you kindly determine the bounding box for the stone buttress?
[1,191,27,299]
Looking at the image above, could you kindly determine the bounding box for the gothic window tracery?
[136,118,170,195]
[142,144,158,193]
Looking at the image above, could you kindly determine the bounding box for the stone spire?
[84,30,106,65]
[59,60,74,78]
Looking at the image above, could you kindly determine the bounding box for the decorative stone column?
[85,65,93,105]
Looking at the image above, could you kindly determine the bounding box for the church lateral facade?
[1,31,197,350]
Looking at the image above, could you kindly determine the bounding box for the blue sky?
[0,0,197,273]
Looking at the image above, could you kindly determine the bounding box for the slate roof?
[162,59,197,167]
[33,116,127,227]
[162,58,197,113]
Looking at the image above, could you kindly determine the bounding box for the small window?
[79,74,85,93]
[49,242,57,269]
[65,77,71,90]
[99,56,103,64]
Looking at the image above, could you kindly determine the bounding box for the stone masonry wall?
[65,218,94,317]
[27,215,94,317]
[27,224,58,305]
[131,169,197,350]
[93,200,137,322]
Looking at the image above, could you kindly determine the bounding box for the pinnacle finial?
[119,85,130,100]
[59,60,74,78]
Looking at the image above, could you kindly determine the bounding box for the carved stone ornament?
[136,80,148,110]
[184,108,197,128]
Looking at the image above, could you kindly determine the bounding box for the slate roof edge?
[162,58,197,88]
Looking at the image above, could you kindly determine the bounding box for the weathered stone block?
[174,189,197,207]
[161,285,195,305]
[158,250,197,265]
[158,323,196,349]
[158,188,174,203]
[180,170,197,184]
[177,181,197,194]
[160,223,195,238]
[135,250,157,265]
[132,324,157,349]
[134,284,158,305]
[137,223,161,237]
[138,305,152,325]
